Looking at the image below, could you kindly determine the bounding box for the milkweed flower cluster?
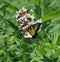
[16,7,35,31]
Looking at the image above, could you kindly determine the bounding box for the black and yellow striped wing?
[24,22,42,39]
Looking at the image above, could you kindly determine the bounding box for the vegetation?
[0,0,60,62]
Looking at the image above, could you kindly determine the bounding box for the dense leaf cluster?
[0,0,60,62]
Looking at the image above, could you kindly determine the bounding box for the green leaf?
[42,8,60,22]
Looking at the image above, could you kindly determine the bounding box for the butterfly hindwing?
[24,31,32,39]
[28,24,38,36]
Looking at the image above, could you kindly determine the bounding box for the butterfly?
[23,19,42,39]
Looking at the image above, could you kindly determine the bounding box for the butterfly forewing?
[24,22,42,39]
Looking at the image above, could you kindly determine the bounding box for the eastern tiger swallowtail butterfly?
[16,7,42,39]
[23,19,42,39]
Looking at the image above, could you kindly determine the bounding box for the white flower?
[19,7,27,13]
[29,9,33,13]
[37,18,42,23]
[26,14,35,20]
[21,7,27,12]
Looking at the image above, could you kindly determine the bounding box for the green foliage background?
[0,0,60,62]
